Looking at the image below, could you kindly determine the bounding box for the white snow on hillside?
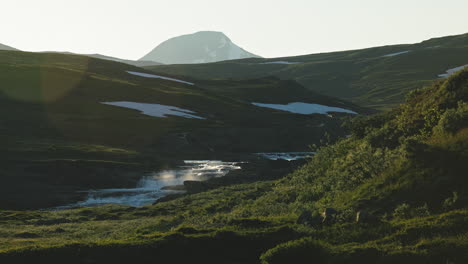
[260,61,301,65]
[438,64,468,78]
[126,71,194,85]
[102,101,205,119]
[252,102,357,115]
[382,50,411,57]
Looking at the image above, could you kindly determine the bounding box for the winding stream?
[53,153,314,209]
[55,160,241,209]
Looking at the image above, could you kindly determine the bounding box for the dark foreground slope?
[146,33,468,110]
[0,70,466,262]
[0,50,360,209]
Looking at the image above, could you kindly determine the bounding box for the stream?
[55,160,241,209]
[53,153,313,209]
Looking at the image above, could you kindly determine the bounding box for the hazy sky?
[2,0,468,60]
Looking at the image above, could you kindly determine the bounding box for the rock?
[14,232,40,238]
[152,193,185,204]
[297,210,322,226]
[177,227,200,234]
[356,210,367,223]
[183,180,209,193]
[321,208,338,224]
[32,218,71,225]
[161,185,186,191]
[54,228,66,233]
[296,210,312,224]
[356,210,379,224]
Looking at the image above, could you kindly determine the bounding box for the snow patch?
[126,71,194,85]
[438,64,468,78]
[260,61,301,65]
[382,50,411,57]
[252,102,357,115]
[102,101,205,119]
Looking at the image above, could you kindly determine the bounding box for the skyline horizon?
[3,0,468,61]
[3,29,468,61]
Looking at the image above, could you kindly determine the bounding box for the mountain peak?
[139,31,260,64]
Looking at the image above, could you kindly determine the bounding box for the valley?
[0,49,359,209]
[0,29,467,264]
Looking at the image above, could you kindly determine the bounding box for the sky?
[2,0,468,60]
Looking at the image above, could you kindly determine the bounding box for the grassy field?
[0,66,466,262]
[146,32,468,110]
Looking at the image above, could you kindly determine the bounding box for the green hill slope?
[146,33,468,110]
[0,68,466,262]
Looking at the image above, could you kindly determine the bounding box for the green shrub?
[414,203,430,217]
[433,102,468,135]
[393,203,412,219]
[443,192,459,210]
[393,203,431,219]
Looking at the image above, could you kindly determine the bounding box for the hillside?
[145,33,468,110]
[140,31,261,64]
[0,67,466,262]
[0,49,361,209]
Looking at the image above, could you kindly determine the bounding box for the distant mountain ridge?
[84,53,162,67]
[0,43,18,51]
[41,51,162,67]
[145,32,468,110]
[140,31,260,64]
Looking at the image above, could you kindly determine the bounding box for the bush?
[443,192,459,210]
[393,203,431,219]
[393,203,412,219]
[414,203,430,217]
[433,102,468,135]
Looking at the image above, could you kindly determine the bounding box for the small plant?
[392,203,431,219]
[443,192,459,210]
[393,203,412,219]
[414,203,430,217]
